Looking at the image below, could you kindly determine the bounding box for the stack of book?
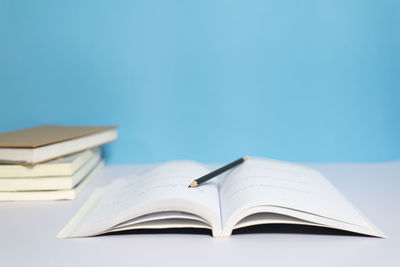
[0,125,117,201]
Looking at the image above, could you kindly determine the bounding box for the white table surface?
[1,161,399,267]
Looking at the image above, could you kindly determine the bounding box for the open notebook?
[58,158,385,238]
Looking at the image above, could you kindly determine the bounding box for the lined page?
[219,157,371,228]
[65,161,221,237]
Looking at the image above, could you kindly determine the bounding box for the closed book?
[0,125,117,165]
[0,148,101,191]
[0,160,103,201]
[0,148,98,178]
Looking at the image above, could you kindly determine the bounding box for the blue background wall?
[1,0,399,163]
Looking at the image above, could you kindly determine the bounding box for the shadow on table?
[99,224,369,237]
[232,224,368,237]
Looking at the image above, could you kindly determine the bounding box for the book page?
[61,161,222,237]
[219,158,372,231]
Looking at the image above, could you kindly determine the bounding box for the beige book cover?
[0,125,117,165]
[0,148,98,178]
[0,160,104,201]
[0,125,117,148]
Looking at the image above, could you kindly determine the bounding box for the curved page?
[58,161,222,238]
[219,157,385,237]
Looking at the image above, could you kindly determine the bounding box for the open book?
[58,158,385,238]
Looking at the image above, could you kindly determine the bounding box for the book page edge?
[57,186,106,238]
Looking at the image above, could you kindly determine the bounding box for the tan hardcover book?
[0,125,117,165]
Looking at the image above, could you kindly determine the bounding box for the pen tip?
[243,155,249,161]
